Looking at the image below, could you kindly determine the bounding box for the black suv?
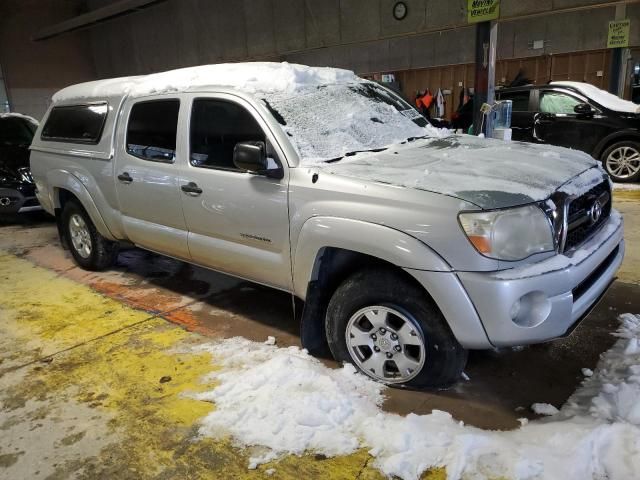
[496,82,640,182]
[0,113,40,215]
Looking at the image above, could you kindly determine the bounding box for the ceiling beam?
[33,0,168,41]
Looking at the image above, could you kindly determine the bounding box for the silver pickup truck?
[30,63,624,388]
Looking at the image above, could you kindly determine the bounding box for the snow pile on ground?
[194,314,640,480]
[551,81,640,114]
[52,62,362,101]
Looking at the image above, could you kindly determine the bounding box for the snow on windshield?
[263,83,435,164]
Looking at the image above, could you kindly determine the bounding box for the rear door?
[496,89,535,141]
[114,96,190,259]
[177,93,292,290]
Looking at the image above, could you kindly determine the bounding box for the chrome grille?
[564,181,611,251]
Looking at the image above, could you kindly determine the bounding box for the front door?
[178,94,292,290]
[114,97,190,259]
[533,89,604,154]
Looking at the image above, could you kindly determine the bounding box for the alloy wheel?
[606,146,640,179]
[345,305,426,384]
[69,213,92,259]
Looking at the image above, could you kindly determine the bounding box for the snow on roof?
[552,81,640,114]
[52,62,363,103]
[0,112,39,125]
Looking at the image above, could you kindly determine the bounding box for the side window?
[540,92,582,115]
[498,91,530,112]
[126,100,180,162]
[190,99,265,170]
[41,103,107,144]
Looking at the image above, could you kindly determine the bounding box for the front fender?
[46,169,116,241]
[292,216,452,299]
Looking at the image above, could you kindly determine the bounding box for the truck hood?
[318,135,599,209]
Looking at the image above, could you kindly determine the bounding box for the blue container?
[495,100,512,129]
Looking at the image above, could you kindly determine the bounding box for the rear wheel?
[602,141,640,183]
[61,201,118,271]
[325,268,467,388]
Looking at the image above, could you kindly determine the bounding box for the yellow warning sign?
[607,19,630,48]
[467,0,500,23]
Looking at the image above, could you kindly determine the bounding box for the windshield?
[262,83,431,164]
[0,117,36,146]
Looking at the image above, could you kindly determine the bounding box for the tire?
[601,141,640,183]
[325,267,468,389]
[61,200,119,271]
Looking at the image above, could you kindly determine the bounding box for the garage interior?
[1,1,640,479]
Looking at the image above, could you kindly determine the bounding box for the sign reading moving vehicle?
[467,0,500,23]
[607,19,630,48]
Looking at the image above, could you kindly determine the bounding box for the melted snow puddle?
[193,314,640,480]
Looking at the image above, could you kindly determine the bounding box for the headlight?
[458,204,554,261]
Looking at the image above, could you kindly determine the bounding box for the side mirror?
[233,141,283,179]
[574,103,594,116]
[233,141,267,172]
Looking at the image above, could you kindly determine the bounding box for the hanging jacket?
[422,90,434,109]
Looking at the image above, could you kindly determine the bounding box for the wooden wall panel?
[378,49,616,120]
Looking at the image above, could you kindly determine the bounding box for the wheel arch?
[47,170,116,242]
[293,217,453,355]
[593,130,640,160]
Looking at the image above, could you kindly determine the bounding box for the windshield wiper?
[324,147,389,163]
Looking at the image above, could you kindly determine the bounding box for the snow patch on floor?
[531,403,559,416]
[194,314,640,480]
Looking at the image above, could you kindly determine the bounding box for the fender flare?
[47,169,117,241]
[292,216,452,299]
[593,130,640,159]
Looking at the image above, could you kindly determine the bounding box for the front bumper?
[0,186,42,214]
[457,212,624,347]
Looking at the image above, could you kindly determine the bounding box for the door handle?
[117,172,133,183]
[181,182,203,196]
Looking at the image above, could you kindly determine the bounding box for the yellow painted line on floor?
[0,253,446,479]
[613,189,640,202]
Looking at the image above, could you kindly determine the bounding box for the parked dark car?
[0,113,40,215]
[496,82,640,182]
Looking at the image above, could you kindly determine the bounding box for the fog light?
[510,291,551,328]
[0,197,11,206]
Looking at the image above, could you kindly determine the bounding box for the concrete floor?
[0,189,638,479]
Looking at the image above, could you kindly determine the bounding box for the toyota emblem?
[589,200,602,224]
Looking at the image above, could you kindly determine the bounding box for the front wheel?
[602,141,640,183]
[325,268,468,388]
[61,200,119,271]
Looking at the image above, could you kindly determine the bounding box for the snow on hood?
[317,135,602,209]
[52,62,362,102]
[552,81,640,114]
[0,112,39,125]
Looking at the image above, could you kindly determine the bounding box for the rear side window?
[126,100,180,162]
[41,103,108,144]
[497,91,530,112]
